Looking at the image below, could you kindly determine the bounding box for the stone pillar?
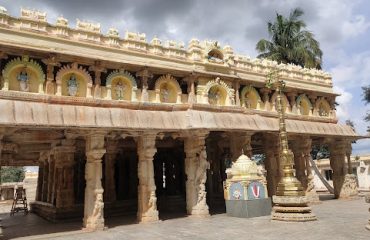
[36,160,44,201]
[260,88,271,111]
[42,56,60,95]
[186,74,197,104]
[329,139,357,198]
[290,138,308,189]
[104,140,119,203]
[47,154,55,204]
[229,132,252,161]
[184,132,210,217]
[302,138,319,203]
[136,69,152,102]
[287,92,297,114]
[263,134,280,197]
[54,144,76,208]
[137,133,159,222]
[89,62,106,99]
[340,141,358,198]
[233,80,240,107]
[83,133,106,230]
[41,157,49,202]
[309,95,317,116]
[365,194,370,230]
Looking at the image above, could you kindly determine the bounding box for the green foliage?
[251,154,265,165]
[256,8,323,69]
[0,167,25,183]
[311,145,330,160]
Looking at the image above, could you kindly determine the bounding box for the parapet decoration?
[2,56,45,93]
[76,19,101,33]
[20,8,47,22]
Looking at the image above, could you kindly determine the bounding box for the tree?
[0,167,25,183]
[362,86,370,131]
[256,8,323,69]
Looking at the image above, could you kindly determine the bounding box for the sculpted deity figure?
[17,68,29,92]
[147,191,157,213]
[194,147,209,207]
[115,81,126,100]
[208,88,221,105]
[67,74,78,96]
[92,193,104,221]
[160,84,170,102]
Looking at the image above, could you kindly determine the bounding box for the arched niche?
[315,97,331,117]
[154,74,182,103]
[296,94,312,116]
[240,86,261,109]
[2,56,45,93]
[55,63,92,98]
[203,77,235,106]
[271,91,290,113]
[105,70,137,101]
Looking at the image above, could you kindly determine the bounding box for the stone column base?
[83,219,105,231]
[271,195,317,222]
[305,191,320,204]
[190,207,210,218]
[138,211,159,223]
[339,174,358,198]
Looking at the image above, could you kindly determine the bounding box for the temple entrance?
[206,132,227,214]
[154,138,186,219]
[102,138,138,219]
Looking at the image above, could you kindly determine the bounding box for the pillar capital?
[136,68,153,79]
[86,149,106,162]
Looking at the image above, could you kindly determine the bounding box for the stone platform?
[1,196,369,240]
[225,198,272,218]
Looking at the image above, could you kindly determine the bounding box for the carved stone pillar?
[184,131,210,217]
[263,134,280,197]
[83,133,106,230]
[42,56,60,95]
[309,95,317,116]
[186,74,197,104]
[54,144,76,208]
[36,160,44,201]
[337,141,358,198]
[104,140,119,202]
[287,92,297,114]
[233,80,240,107]
[136,69,152,102]
[302,138,319,202]
[137,133,159,222]
[260,88,271,111]
[0,52,8,91]
[229,132,252,161]
[47,153,55,204]
[89,62,106,99]
[290,138,308,189]
[41,157,49,202]
[329,139,356,198]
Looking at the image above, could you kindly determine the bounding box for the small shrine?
[224,153,271,218]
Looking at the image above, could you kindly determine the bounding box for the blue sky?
[0,0,369,155]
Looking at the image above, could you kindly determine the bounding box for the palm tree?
[256,8,323,69]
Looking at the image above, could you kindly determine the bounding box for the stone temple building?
[0,7,361,230]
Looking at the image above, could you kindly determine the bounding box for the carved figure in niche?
[318,104,328,117]
[17,68,29,92]
[244,91,252,108]
[115,81,126,100]
[160,84,170,102]
[92,193,104,220]
[147,191,157,213]
[195,147,209,207]
[208,87,221,105]
[67,74,78,96]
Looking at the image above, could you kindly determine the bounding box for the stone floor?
[0,196,369,240]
